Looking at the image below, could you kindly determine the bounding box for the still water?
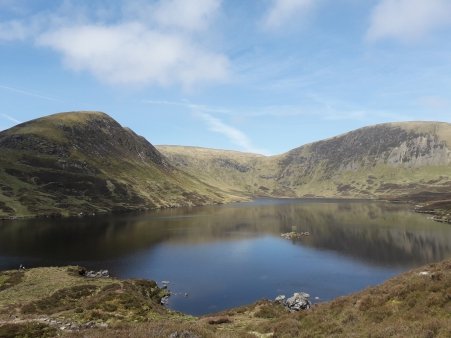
[0,199,450,315]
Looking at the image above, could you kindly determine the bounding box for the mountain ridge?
[158,121,451,219]
[2,112,451,219]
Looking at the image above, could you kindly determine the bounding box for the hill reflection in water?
[0,199,448,266]
[1,199,450,315]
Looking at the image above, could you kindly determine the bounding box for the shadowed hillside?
[0,112,242,218]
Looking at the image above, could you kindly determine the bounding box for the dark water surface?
[1,199,450,315]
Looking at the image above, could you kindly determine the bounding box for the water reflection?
[2,199,451,314]
[0,200,450,267]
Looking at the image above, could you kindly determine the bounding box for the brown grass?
[1,260,450,338]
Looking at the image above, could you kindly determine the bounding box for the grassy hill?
[2,112,451,218]
[0,112,243,218]
[0,259,449,337]
[157,145,284,197]
[158,122,451,218]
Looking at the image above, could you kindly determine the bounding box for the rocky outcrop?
[275,292,311,311]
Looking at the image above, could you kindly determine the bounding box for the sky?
[1,0,451,155]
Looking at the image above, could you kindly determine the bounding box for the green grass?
[0,112,239,218]
[0,322,56,338]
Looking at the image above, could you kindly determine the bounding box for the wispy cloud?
[1,113,21,124]
[148,0,221,32]
[194,111,268,154]
[263,0,315,30]
[142,99,231,114]
[367,0,451,42]
[0,20,28,41]
[143,98,267,154]
[0,84,61,102]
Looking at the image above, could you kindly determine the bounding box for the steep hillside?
[279,122,451,198]
[2,113,450,219]
[0,112,240,218]
[158,122,451,202]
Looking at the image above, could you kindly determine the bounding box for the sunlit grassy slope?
[158,121,451,202]
[0,112,243,218]
[2,112,451,218]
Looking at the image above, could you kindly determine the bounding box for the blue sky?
[1,0,451,155]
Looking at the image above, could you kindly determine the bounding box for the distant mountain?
[158,122,451,202]
[0,112,239,218]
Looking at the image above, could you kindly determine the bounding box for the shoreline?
[0,259,450,337]
[3,195,446,224]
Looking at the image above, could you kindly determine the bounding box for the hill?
[0,259,449,337]
[2,113,451,218]
[158,122,451,218]
[0,112,242,218]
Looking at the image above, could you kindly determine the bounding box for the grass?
[0,271,24,292]
[199,259,451,337]
[0,112,239,218]
[0,322,56,338]
[0,260,450,337]
[2,112,451,219]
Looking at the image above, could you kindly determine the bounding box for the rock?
[275,295,286,302]
[281,232,310,240]
[85,269,109,278]
[283,291,311,311]
[419,271,430,276]
[161,295,170,305]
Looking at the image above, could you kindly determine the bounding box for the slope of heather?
[0,112,240,218]
[158,122,451,205]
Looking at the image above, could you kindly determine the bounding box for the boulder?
[275,295,286,302]
[277,291,311,311]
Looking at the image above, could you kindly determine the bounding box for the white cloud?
[195,111,267,154]
[367,0,451,42]
[38,23,229,87]
[1,0,228,88]
[263,0,315,29]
